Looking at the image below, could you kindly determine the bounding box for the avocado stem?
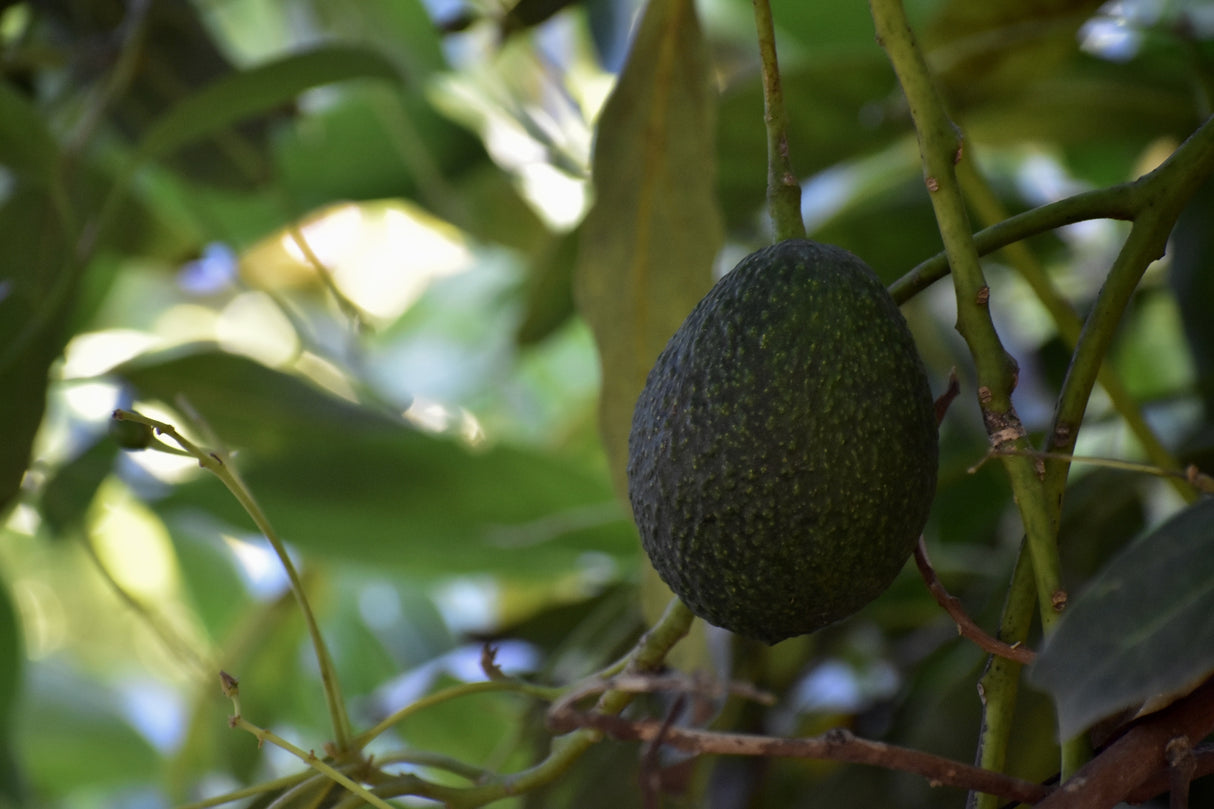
[751,0,807,242]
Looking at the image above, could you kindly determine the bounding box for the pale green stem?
[113,410,353,752]
[227,715,393,809]
[752,0,806,241]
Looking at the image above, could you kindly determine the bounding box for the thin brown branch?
[547,708,1051,805]
[555,672,775,713]
[914,537,1037,665]
[934,367,961,426]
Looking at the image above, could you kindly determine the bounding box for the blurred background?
[1,0,1213,806]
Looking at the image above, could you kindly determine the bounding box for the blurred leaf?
[19,663,159,794]
[1170,177,1214,413]
[924,0,1106,105]
[0,569,24,806]
[395,678,529,768]
[274,85,490,232]
[575,0,723,496]
[963,69,1201,150]
[306,0,448,77]
[38,437,118,538]
[0,184,76,515]
[456,165,551,255]
[502,0,582,37]
[140,45,404,164]
[1057,469,1145,590]
[1031,498,1214,738]
[171,526,251,643]
[114,350,637,578]
[0,82,58,181]
[517,228,579,345]
[1112,287,1194,401]
[33,0,270,187]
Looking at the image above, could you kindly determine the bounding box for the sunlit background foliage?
[1,0,1212,807]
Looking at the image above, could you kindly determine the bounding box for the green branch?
[954,157,1191,503]
[1045,115,1214,497]
[868,0,1063,634]
[752,0,806,242]
[888,185,1134,304]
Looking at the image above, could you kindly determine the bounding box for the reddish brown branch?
[934,367,961,425]
[548,708,1050,805]
[913,536,1037,665]
[1126,745,1214,804]
[1035,675,1214,809]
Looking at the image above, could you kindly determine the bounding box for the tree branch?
[547,707,1051,805]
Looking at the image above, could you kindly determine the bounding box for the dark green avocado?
[627,239,938,644]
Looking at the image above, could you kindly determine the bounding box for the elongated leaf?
[575,0,723,496]
[0,570,24,805]
[140,45,404,161]
[1031,498,1214,739]
[0,184,76,515]
[113,350,636,579]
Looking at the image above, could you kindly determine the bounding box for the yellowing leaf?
[575,0,724,498]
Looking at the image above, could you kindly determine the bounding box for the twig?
[547,709,1051,805]
[973,447,1214,495]
[640,694,687,809]
[913,537,1036,665]
[113,409,353,752]
[219,673,395,809]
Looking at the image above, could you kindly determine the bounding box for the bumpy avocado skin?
[627,239,938,644]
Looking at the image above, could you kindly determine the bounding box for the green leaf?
[924,0,1107,104]
[0,569,25,806]
[39,438,119,538]
[0,82,59,182]
[517,228,579,346]
[114,350,637,578]
[575,0,723,496]
[273,84,491,227]
[1030,498,1214,739]
[19,663,158,796]
[0,184,76,515]
[501,0,583,37]
[140,45,405,162]
[1170,177,1214,413]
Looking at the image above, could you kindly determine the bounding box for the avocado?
[627,239,938,644]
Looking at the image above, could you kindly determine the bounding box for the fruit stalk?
[751,0,806,242]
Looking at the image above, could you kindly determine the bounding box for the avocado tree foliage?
[1,0,1213,807]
